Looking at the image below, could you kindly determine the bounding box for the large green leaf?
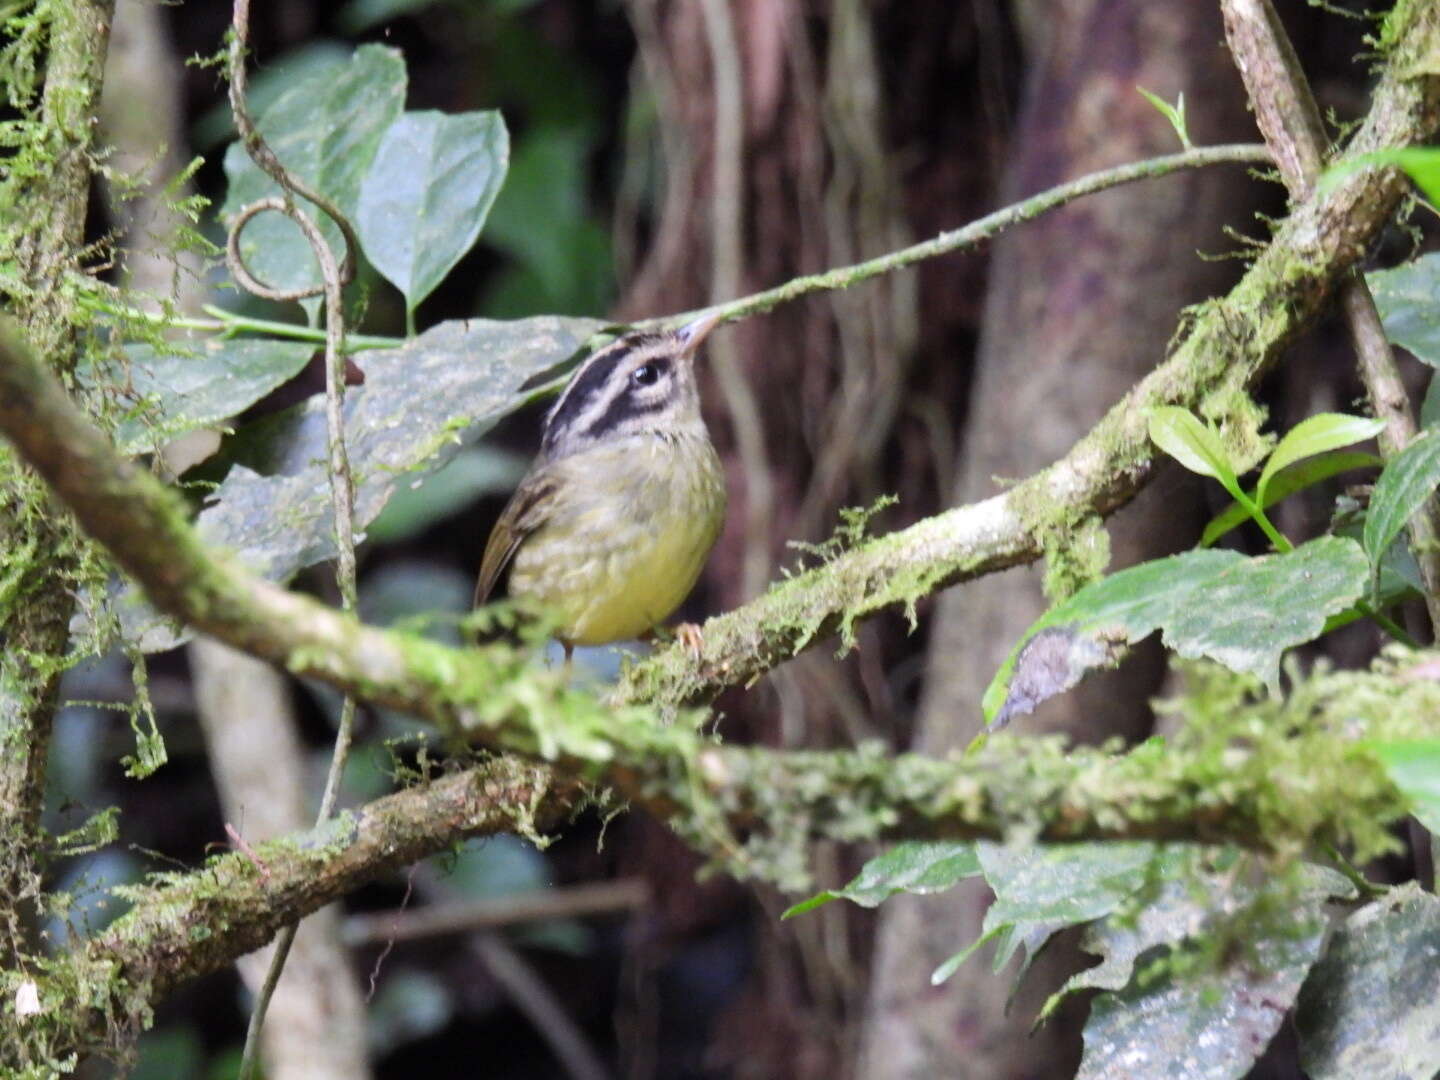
[1047,858,1350,1018]
[1078,897,1331,1080]
[782,842,980,918]
[220,45,406,296]
[1069,860,1349,1080]
[109,315,602,650]
[1366,739,1440,833]
[365,445,526,545]
[81,340,315,455]
[1362,430,1440,576]
[930,841,1174,985]
[1368,252,1440,368]
[357,110,510,314]
[984,537,1369,726]
[1296,884,1440,1080]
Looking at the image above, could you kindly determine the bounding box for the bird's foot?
[641,623,705,658]
[674,622,704,658]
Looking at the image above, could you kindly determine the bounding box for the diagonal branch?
[17,646,1440,1062]
[0,16,1436,1065]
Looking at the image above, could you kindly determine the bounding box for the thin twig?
[225,3,362,1075]
[470,932,612,1080]
[644,143,1275,332]
[226,0,356,299]
[342,878,650,946]
[696,0,775,601]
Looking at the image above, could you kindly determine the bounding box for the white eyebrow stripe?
[541,335,680,454]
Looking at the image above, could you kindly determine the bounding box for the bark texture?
[0,0,115,951]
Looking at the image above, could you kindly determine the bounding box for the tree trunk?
[859,2,1264,1075]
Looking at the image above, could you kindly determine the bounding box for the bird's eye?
[631,363,660,387]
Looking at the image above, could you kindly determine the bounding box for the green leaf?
[1147,407,1239,490]
[1136,86,1191,150]
[1422,371,1440,429]
[102,316,602,651]
[1366,739,1440,833]
[1362,430,1440,572]
[782,842,979,918]
[1321,147,1440,205]
[1043,857,1351,1024]
[929,842,1176,985]
[336,0,439,33]
[1368,252,1440,368]
[191,42,351,151]
[1257,413,1385,506]
[220,44,406,297]
[366,445,526,545]
[81,340,315,456]
[357,110,510,314]
[1296,884,1440,1080]
[1078,895,1331,1080]
[1201,450,1381,547]
[1331,509,1424,607]
[984,537,1369,726]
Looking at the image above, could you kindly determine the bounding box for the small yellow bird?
[475,313,727,661]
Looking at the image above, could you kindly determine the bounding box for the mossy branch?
[0,0,1432,849]
[5,760,580,1063]
[13,651,1440,1064]
[1222,0,1440,632]
[0,288,1435,869]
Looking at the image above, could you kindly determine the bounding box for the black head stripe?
[581,391,669,438]
[543,344,630,453]
[542,331,677,452]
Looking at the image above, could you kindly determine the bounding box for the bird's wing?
[474,467,559,607]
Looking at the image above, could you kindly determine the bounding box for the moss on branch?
[3,761,580,1068]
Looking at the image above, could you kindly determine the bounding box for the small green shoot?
[1137,87,1192,150]
[1147,406,1289,551]
[1151,408,1384,555]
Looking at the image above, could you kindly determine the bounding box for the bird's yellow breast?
[508,434,726,646]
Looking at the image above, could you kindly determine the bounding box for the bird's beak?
[676,310,724,356]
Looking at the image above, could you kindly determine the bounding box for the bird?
[474,312,728,664]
